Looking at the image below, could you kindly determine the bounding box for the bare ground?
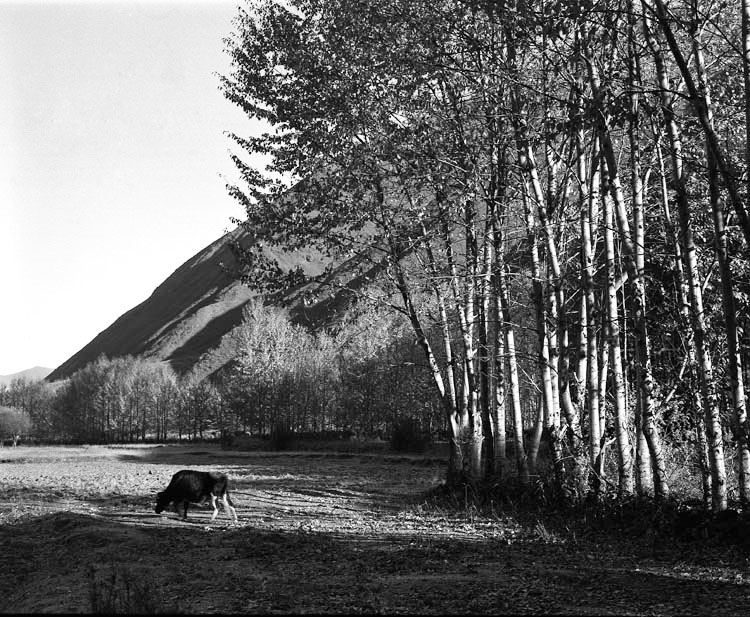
[1,444,749,614]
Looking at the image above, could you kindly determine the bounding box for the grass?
[88,565,179,615]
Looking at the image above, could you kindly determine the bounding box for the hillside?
[0,366,52,386]
[46,226,338,382]
[46,225,385,383]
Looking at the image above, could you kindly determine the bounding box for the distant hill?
[46,225,381,383]
[0,366,52,386]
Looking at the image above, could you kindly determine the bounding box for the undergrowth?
[390,417,431,453]
[269,423,296,451]
[421,474,750,552]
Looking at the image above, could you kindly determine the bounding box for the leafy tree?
[0,406,32,446]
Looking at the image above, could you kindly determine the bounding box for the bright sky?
[0,0,261,375]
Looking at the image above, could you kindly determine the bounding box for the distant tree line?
[0,300,448,445]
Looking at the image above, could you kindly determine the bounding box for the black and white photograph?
[2,0,750,613]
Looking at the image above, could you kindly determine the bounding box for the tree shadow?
[1,510,747,615]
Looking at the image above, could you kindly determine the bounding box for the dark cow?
[155,470,237,523]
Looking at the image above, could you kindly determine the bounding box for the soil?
[1,444,749,614]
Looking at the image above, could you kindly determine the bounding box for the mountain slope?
[0,366,52,386]
[46,226,332,382]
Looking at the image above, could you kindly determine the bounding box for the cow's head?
[155,490,169,514]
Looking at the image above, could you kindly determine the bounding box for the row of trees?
[0,301,449,445]
[222,299,444,438]
[1,358,188,444]
[221,0,750,509]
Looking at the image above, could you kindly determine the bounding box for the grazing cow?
[155,470,237,523]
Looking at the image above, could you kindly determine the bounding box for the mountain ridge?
[0,366,52,386]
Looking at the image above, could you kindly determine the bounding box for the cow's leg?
[210,494,219,521]
[182,501,189,520]
[221,493,238,523]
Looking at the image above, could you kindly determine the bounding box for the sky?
[0,0,263,375]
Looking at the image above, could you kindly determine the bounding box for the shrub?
[391,417,429,453]
[269,421,296,451]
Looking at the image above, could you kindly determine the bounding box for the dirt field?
[1,444,749,614]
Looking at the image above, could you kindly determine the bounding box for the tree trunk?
[479,215,495,480]
[492,290,507,475]
[586,48,670,498]
[520,177,564,488]
[498,257,530,484]
[579,127,602,493]
[692,7,750,506]
[626,12,653,496]
[603,180,634,497]
[443,209,482,479]
[491,208,513,478]
[385,205,463,482]
[647,0,750,248]
[643,7,727,511]
[527,396,545,476]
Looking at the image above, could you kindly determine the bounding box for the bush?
[390,417,430,453]
[269,422,296,451]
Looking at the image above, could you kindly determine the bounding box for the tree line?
[220,0,750,510]
[0,300,449,446]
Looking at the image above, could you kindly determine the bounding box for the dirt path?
[1,445,749,614]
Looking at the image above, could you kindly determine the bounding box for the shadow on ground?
[1,510,748,615]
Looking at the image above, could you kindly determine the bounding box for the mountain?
[46,225,379,383]
[0,366,53,386]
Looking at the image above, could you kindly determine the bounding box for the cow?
[155,470,237,523]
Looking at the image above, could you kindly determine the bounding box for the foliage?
[50,356,181,444]
[26,299,440,446]
[218,298,442,441]
[0,406,32,445]
[0,378,57,441]
[390,416,430,453]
